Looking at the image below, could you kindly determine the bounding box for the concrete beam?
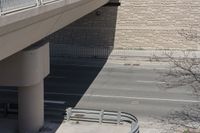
[0,42,49,86]
[0,0,109,61]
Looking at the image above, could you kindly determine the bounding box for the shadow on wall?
[45,0,119,108]
[48,0,119,59]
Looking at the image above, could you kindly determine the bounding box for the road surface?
[0,59,199,120]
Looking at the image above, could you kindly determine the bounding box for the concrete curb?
[110,49,200,58]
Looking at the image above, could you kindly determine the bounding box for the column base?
[18,81,44,133]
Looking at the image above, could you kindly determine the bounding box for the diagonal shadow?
[0,0,120,132]
[45,0,119,110]
[43,0,120,131]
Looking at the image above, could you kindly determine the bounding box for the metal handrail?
[65,108,139,133]
[0,0,65,15]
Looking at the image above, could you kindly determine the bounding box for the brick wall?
[49,0,200,56]
[115,0,200,50]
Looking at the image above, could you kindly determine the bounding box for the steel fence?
[0,0,67,15]
[0,0,37,14]
[66,108,139,133]
[41,0,61,4]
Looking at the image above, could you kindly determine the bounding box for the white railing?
[40,0,60,4]
[0,0,37,13]
[0,0,79,15]
[65,108,140,133]
[0,102,139,133]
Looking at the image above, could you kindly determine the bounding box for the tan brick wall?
[50,0,200,51]
[115,0,200,50]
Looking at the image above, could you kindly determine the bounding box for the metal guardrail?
[65,108,139,133]
[0,0,37,13]
[0,103,139,133]
[0,0,80,15]
[0,100,67,116]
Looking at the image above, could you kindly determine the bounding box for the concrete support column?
[0,42,49,133]
[18,81,44,133]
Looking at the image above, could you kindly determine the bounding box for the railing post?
[3,103,9,117]
[99,109,104,124]
[36,0,42,6]
[0,0,3,16]
[131,121,136,132]
[117,111,121,125]
[66,108,72,121]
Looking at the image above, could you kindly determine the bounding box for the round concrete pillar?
[0,42,49,133]
[18,81,44,133]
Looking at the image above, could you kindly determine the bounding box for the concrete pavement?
[52,121,130,133]
[0,119,17,133]
[0,119,130,133]
[110,49,200,59]
[0,59,199,119]
[0,118,190,133]
[47,59,200,119]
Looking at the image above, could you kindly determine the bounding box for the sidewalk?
[40,121,130,133]
[110,49,200,59]
[51,49,200,67]
[0,118,194,133]
[0,118,131,133]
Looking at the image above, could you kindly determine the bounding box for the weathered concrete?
[18,81,44,133]
[0,0,109,61]
[0,42,49,133]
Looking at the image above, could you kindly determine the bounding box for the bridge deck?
[0,0,109,61]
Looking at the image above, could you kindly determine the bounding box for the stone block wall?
[115,0,200,50]
[49,0,200,57]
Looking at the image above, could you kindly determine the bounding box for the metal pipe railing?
[0,0,63,15]
[65,108,140,133]
[0,0,37,15]
[0,103,139,133]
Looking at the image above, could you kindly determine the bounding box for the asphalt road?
[0,59,200,120]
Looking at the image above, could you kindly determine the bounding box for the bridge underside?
[0,0,109,61]
[0,0,109,132]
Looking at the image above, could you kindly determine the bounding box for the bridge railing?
[0,0,38,15]
[0,0,72,15]
[65,108,140,133]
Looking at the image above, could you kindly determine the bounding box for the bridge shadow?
[43,0,120,129]
[0,1,119,132]
[45,0,119,109]
[42,0,119,128]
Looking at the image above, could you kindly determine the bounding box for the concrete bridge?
[0,0,109,132]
